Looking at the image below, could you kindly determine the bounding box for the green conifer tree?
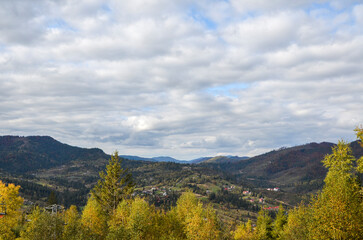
[272,205,287,239]
[91,151,135,216]
[255,209,272,240]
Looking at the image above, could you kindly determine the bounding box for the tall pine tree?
[91,151,134,215]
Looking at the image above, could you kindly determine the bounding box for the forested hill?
[204,141,363,188]
[0,136,110,173]
[0,136,149,174]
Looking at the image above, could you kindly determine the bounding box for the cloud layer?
[1,0,362,159]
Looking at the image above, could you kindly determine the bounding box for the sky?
[1,0,362,160]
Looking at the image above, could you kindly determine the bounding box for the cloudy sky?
[1,0,362,160]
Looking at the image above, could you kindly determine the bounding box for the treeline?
[1,128,363,239]
[0,177,89,208]
[232,128,363,240]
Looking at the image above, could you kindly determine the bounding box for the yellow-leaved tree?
[107,197,160,240]
[233,219,255,240]
[62,205,80,240]
[80,195,108,240]
[175,191,221,240]
[281,203,311,240]
[309,140,363,239]
[0,180,23,240]
[20,207,64,240]
[282,127,363,240]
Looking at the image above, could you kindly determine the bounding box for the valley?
[1,135,362,224]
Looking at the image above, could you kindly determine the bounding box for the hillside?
[201,155,249,164]
[1,135,362,219]
[205,141,363,193]
[0,136,110,173]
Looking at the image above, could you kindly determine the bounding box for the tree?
[255,209,272,240]
[80,195,108,240]
[354,126,363,172]
[281,203,311,240]
[107,197,161,240]
[174,191,221,240]
[233,219,255,240]
[272,205,287,239]
[62,205,80,240]
[175,191,198,223]
[184,202,221,240]
[0,181,23,240]
[48,191,57,205]
[91,151,134,216]
[281,129,363,240]
[308,140,363,239]
[20,207,64,240]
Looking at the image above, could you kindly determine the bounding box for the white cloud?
[0,0,362,159]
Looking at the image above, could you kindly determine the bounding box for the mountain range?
[0,135,362,208]
[0,135,249,173]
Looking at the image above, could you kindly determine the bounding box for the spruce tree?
[91,151,134,215]
[272,205,287,239]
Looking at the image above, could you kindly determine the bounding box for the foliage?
[209,189,255,211]
[20,207,64,240]
[91,151,135,216]
[281,129,363,240]
[255,209,273,240]
[233,219,255,240]
[107,197,160,240]
[281,203,310,240]
[308,140,363,239]
[354,126,363,172]
[62,205,80,240]
[0,180,23,240]
[80,195,108,240]
[175,192,221,240]
[48,191,57,205]
[271,205,287,239]
[184,202,221,240]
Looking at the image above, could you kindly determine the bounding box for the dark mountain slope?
[0,136,147,173]
[206,141,362,189]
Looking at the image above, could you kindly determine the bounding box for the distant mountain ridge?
[0,136,248,173]
[1,135,362,188]
[0,135,108,173]
[209,141,363,189]
[119,155,190,163]
[119,154,249,164]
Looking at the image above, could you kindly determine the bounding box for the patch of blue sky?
[205,83,250,98]
[139,107,155,113]
[305,1,356,32]
[0,44,6,52]
[188,7,217,30]
[305,1,353,17]
[47,18,76,32]
[101,4,112,13]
